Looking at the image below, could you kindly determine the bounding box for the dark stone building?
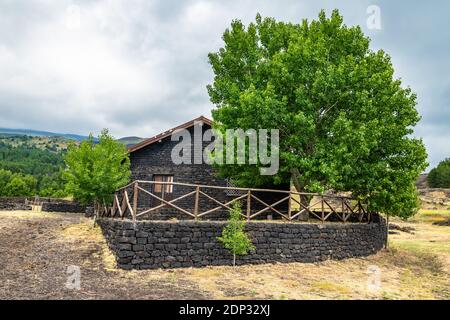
[127,116,288,220]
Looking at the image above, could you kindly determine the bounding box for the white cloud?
[0,0,448,169]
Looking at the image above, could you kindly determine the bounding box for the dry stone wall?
[98,217,387,270]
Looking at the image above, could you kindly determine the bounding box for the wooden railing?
[97,180,373,223]
[26,196,43,212]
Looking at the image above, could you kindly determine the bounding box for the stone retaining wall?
[0,197,85,213]
[0,197,31,211]
[98,217,387,270]
[40,198,86,213]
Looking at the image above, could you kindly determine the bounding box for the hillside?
[0,135,67,197]
[419,188,450,211]
[116,136,145,147]
[0,132,144,198]
[0,134,74,152]
[416,173,429,189]
[0,128,90,142]
[0,127,143,147]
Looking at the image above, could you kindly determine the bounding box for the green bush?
[0,169,37,196]
[217,202,255,266]
[428,158,450,188]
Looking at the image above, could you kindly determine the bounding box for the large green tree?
[427,158,450,188]
[63,129,130,206]
[207,10,428,218]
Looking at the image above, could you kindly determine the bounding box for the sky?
[0,0,448,169]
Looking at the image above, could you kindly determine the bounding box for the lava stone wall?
[0,197,85,213]
[0,197,31,210]
[129,123,289,220]
[98,218,387,270]
[41,199,86,213]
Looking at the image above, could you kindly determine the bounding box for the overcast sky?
[0,0,448,169]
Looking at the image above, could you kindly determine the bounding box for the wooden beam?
[198,193,248,217]
[194,186,200,220]
[247,190,251,221]
[136,190,196,217]
[250,195,290,220]
[137,186,195,218]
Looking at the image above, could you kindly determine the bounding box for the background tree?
[38,171,67,198]
[6,174,37,196]
[0,170,37,197]
[207,10,427,219]
[0,169,13,196]
[0,136,67,197]
[217,202,255,266]
[427,158,450,188]
[64,129,130,207]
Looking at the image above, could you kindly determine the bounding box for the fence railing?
[97,180,373,223]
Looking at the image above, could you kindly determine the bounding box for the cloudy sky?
[0,0,448,169]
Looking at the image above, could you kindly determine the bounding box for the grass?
[1,210,61,220]
[410,209,450,224]
[1,209,449,299]
[141,210,449,300]
[59,222,117,269]
[164,210,450,299]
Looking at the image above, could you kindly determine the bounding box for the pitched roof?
[128,115,213,153]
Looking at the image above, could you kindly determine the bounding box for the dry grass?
[58,222,117,271]
[0,210,448,300]
[106,210,449,300]
[411,209,450,224]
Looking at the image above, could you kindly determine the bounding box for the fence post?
[287,192,292,221]
[247,190,251,221]
[132,181,139,224]
[194,186,200,220]
[321,196,325,223]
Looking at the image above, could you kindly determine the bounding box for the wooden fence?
[97,180,373,224]
[95,180,372,223]
[26,196,43,212]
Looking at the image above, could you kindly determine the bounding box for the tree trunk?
[291,168,310,221]
[385,214,389,249]
[290,168,303,193]
[233,253,236,267]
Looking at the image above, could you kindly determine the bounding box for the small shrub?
[217,202,255,266]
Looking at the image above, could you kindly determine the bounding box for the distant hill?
[0,128,91,142]
[117,136,145,147]
[0,135,73,152]
[0,128,144,147]
[416,173,429,189]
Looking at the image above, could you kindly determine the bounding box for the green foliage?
[38,171,67,197]
[428,158,450,188]
[207,10,428,219]
[0,169,12,195]
[63,129,131,205]
[0,137,64,175]
[218,202,255,266]
[0,169,37,196]
[0,135,67,197]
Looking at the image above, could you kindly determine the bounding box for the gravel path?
[0,211,210,299]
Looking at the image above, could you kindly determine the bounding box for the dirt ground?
[0,210,448,300]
